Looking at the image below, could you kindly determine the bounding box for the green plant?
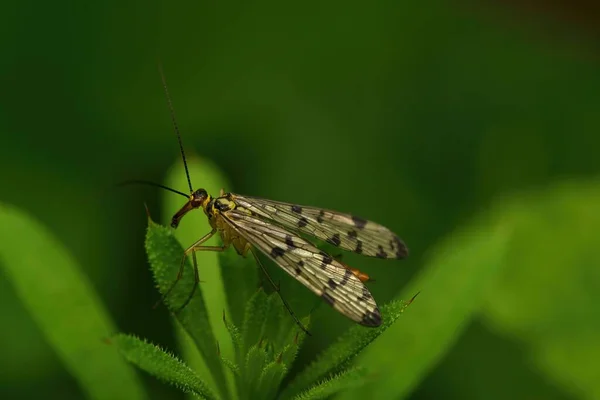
[0,157,511,399]
[113,217,416,399]
[0,203,146,400]
[5,157,598,399]
[106,157,506,399]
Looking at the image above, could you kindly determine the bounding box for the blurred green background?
[2,0,599,399]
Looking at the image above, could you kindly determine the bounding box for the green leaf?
[145,219,229,398]
[281,298,415,399]
[291,367,367,400]
[112,333,217,399]
[256,361,287,400]
[222,311,242,353]
[242,344,268,398]
[339,204,513,399]
[219,355,241,378]
[0,203,146,400]
[482,181,600,399]
[241,288,271,354]
[261,291,305,353]
[219,247,260,327]
[220,314,243,399]
[161,156,242,399]
[280,316,310,368]
[175,321,220,397]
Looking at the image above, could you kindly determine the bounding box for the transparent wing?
[232,194,408,259]
[221,209,382,326]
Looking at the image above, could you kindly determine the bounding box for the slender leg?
[157,229,224,311]
[250,249,311,336]
[172,245,224,313]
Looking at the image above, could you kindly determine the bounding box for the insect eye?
[193,189,207,199]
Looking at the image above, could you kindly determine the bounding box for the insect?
[132,66,408,334]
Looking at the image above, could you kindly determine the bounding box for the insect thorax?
[208,196,251,256]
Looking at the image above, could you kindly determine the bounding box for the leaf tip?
[407,291,420,306]
[144,203,158,225]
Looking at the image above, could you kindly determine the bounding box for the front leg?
[157,229,223,312]
[174,242,227,312]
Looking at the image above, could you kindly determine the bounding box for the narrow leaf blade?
[340,212,513,399]
[112,333,217,399]
[483,181,600,399]
[292,367,367,400]
[243,344,268,397]
[0,203,146,400]
[241,288,271,355]
[145,219,229,398]
[257,361,287,400]
[282,298,414,399]
[281,316,310,368]
[219,248,260,327]
[162,157,240,400]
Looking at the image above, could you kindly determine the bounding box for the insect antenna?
[158,63,194,194]
[117,65,193,199]
[117,180,189,198]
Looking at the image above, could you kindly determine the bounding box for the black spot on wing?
[291,205,302,214]
[376,245,388,259]
[352,215,367,229]
[295,261,304,275]
[298,216,308,228]
[347,230,358,239]
[394,236,409,258]
[327,278,338,289]
[360,286,372,301]
[360,308,382,327]
[271,246,285,258]
[285,235,296,249]
[317,210,325,224]
[341,269,352,286]
[355,240,363,254]
[319,251,333,269]
[326,233,341,247]
[322,292,335,306]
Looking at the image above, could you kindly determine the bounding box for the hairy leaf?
[146,219,228,398]
[282,298,415,399]
[292,367,367,400]
[112,334,216,399]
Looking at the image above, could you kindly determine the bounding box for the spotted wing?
[232,195,408,259]
[221,209,382,326]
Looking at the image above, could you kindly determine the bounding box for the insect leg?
[169,243,220,313]
[249,248,312,336]
[174,242,227,312]
[157,229,222,311]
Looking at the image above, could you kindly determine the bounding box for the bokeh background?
[2,0,599,399]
